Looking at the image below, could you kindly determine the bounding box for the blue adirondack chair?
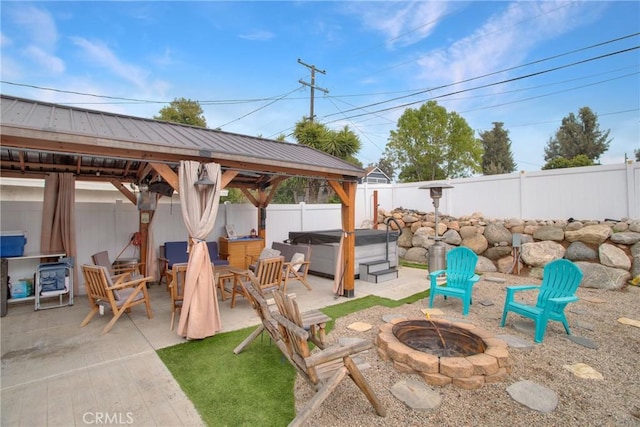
[500,258,583,343]
[428,246,480,316]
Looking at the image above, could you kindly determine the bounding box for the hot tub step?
[371,268,399,283]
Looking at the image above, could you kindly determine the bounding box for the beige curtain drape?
[177,161,222,339]
[40,173,78,293]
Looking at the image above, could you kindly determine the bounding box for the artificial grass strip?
[157,289,430,426]
[157,328,296,427]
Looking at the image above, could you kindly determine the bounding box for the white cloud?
[416,2,605,87]
[11,6,59,49]
[70,37,152,91]
[24,45,65,74]
[239,30,275,41]
[353,1,451,48]
[1,32,12,47]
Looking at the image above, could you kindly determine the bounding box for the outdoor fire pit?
[375,318,512,389]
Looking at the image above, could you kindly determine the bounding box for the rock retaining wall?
[370,208,640,290]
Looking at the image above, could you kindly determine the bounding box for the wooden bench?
[270,290,386,427]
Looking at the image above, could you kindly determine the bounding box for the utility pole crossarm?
[298,58,328,122]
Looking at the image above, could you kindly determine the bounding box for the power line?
[321,46,640,124]
[215,86,303,130]
[322,33,640,118]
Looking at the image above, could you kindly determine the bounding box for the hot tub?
[288,229,399,279]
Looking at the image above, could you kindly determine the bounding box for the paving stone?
[347,322,372,332]
[581,295,606,303]
[513,319,536,333]
[382,313,408,323]
[421,308,444,316]
[478,299,495,306]
[563,362,603,379]
[507,380,558,413]
[444,316,471,323]
[618,317,640,328]
[569,307,590,315]
[565,335,599,349]
[495,334,535,350]
[485,276,506,283]
[339,337,367,347]
[390,379,442,410]
[575,321,595,331]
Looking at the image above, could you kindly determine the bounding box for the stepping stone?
[495,334,535,350]
[581,296,606,303]
[339,337,367,347]
[348,321,372,332]
[444,316,471,323]
[485,276,506,283]
[391,379,442,410]
[513,320,536,333]
[507,380,558,413]
[478,299,494,306]
[569,307,590,315]
[575,321,595,331]
[563,362,603,379]
[382,313,408,323]
[618,317,640,328]
[565,335,599,349]
[420,308,444,316]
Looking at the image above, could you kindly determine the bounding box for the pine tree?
[543,107,611,168]
[479,122,517,175]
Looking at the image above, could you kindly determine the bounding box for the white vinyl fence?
[2,162,639,286]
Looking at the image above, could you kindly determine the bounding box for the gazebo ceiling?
[0,94,365,190]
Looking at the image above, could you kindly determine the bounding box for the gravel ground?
[294,272,640,427]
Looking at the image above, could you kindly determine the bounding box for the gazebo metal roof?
[0,94,365,187]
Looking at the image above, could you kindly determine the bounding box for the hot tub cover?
[288,229,399,246]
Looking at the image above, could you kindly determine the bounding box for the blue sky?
[1,1,638,172]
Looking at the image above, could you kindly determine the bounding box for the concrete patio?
[1,266,428,426]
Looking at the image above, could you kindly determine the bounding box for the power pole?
[298,58,328,122]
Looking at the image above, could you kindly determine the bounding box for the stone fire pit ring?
[375,317,512,389]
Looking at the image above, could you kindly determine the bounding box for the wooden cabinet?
[219,237,264,269]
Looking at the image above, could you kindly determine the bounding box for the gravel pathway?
[294,273,640,426]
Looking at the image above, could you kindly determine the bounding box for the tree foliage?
[154,97,207,128]
[479,122,516,175]
[275,119,362,203]
[635,149,640,162]
[542,154,594,170]
[385,101,482,182]
[543,106,611,169]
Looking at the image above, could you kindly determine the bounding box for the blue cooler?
[0,231,27,257]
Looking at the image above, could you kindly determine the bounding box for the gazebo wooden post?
[328,179,357,297]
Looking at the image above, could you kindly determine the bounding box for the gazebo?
[0,94,365,296]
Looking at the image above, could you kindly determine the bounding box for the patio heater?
[419,183,454,274]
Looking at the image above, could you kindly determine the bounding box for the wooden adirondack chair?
[233,272,331,355]
[500,258,583,343]
[271,290,386,427]
[231,256,284,308]
[80,264,153,335]
[428,246,480,315]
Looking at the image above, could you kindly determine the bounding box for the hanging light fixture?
[194,164,215,189]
